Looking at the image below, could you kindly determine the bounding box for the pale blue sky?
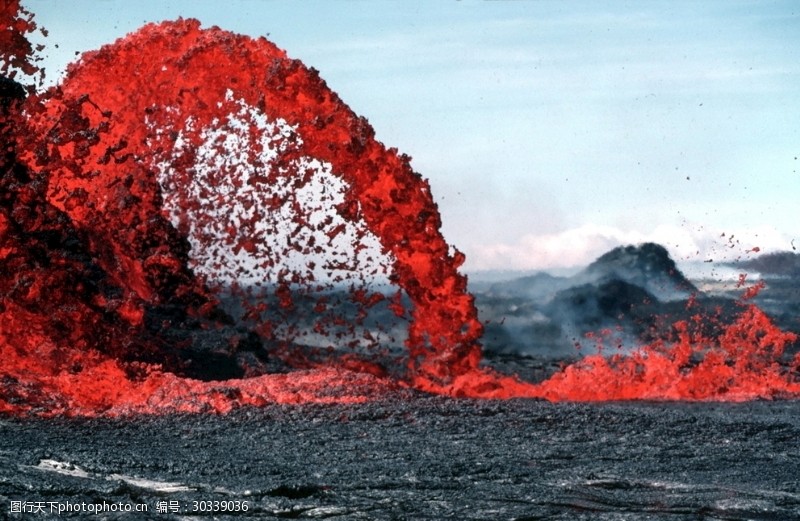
[24,1,800,271]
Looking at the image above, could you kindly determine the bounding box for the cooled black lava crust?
[3,395,800,520]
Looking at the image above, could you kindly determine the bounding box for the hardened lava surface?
[3,396,800,520]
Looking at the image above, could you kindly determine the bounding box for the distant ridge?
[726,251,800,277]
[474,242,715,356]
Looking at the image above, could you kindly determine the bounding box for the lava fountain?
[1,4,798,416]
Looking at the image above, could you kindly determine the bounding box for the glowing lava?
[2,12,482,415]
[1,6,798,416]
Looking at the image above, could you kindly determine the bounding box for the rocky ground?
[3,395,800,520]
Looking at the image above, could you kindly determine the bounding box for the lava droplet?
[3,13,486,416]
[1,6,798,416]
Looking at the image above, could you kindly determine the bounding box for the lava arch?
[17,19,483,383]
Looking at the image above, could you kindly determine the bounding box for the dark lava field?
[3,395,800,520]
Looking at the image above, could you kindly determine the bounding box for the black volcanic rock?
[728,251,800,278]
[544,279,659,342]
[579,242,697,301]
[541,243,698,342]
[5,399,800,520]
[549,279,655,323]
[474,243,710,355]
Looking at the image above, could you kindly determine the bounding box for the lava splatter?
[1,7,798,416]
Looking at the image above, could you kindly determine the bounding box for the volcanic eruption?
[1,2,799,416]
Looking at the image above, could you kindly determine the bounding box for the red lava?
[1,5,798,416]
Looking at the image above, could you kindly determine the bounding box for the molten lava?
[1,5,798,416]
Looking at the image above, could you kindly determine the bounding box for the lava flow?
[2,4,799,416]
[2,6,482,416]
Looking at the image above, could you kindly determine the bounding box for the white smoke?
[466,222,794,272]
